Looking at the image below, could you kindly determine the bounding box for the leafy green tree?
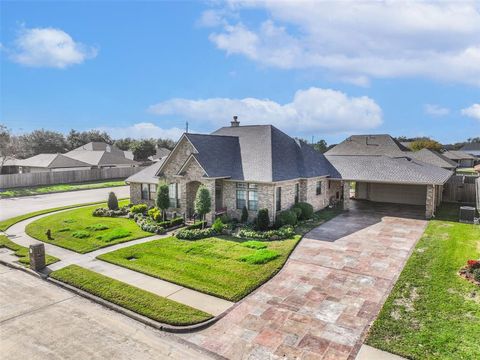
[194,185,211,228]
[130,139,156,161]
[66,129,112,150]
[156,138,176,150]
[19,129,67,157]
[410,139,442,152]
[156,183,170,221]
[313,139,328,153]
[114,138,134,151]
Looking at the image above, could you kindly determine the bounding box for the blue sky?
[1,1,479,145]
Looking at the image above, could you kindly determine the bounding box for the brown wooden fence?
[0,166,145,189]
[443,175,478,204]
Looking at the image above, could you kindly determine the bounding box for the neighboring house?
[408,149,458,170]
[129,124,452,221]
[442,150,476,168]
[0,157,21,174]
[16,153,92,173]
[65,150,139,168]
[69,141,134,160]
[326,134,411,157]
[325,134,452,218]
[150,147,171,162]
[460,143,480,158]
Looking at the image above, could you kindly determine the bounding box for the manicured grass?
[25,200,151,253]
[0,180,126,198]
[294,206,344,235]
[0,235,59,267]
[366,204,480,359]
[50,265,212,326]
[98,235,301,302]
[0,200,109,231]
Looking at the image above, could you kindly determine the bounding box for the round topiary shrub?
[256,208,270,231]
[292,202,314,220]
[291,207,302,220]
[275,210,297,228]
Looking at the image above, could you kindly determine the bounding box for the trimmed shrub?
[256,208,270,231]
[107,192,119,210]
[58,227,70,232]
[239,249,280,265]
[130,204,148,214]
[237,226,294,241]
[186,221,207,230]
[176,228,216,240]
[275,210,297,227]
[212,218,225,233]
[291,207,302,220]
[219,214,231,223]
[292,202,314,220]
[156,217,184,229]
[72,230,90,239]
[473,268,480,282]
[241,206,249,223]
[133,213,165,234]
[93,206,129,217]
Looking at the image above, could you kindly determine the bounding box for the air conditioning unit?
[459,206,475,224]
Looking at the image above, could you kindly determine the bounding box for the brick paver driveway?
[181,201,427,360]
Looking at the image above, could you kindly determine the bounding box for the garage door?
[356,182,427,206]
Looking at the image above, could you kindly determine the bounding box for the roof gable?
[409,149,457,169]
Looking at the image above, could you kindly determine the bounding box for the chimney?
[231,115,240,127]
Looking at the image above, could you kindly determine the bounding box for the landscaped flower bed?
[460,259,480,285]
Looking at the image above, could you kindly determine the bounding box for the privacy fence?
[443,174,478,204]
[0,166,145,189]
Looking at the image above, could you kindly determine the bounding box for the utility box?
[459,206,475,224]
[29,244,46,271]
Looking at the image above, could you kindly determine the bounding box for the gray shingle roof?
[66,150,138,166]
[460,143,480,151]
[210,125,333,181]
[325,134,410,156]
[408,149,458,169]
[326,155,452,185]
[19,153,92,169]
[126,160,164,184]
[442,150,476,160]
[151,147,171,160]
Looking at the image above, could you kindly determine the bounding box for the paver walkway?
[180,202,427,360]
[2,210,233,316]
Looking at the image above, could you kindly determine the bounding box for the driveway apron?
[180,202,427,360]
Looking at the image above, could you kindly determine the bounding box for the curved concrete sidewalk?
[2,209,233,316]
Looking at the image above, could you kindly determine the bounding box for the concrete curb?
[0,259,47,279]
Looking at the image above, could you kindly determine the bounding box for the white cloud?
[148,87,382,133]
[424,104,450,116]
[461,103,480,121]
[96,123,184,140]
[206,1,480,86]
[8,26,97,68]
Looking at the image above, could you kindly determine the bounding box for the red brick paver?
[181,203,427,359]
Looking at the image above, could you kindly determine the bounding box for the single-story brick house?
[127,121,452,221]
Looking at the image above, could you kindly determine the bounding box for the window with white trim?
[236,183,258,210]
[141,184,149,200]
[168,183,178,208]
[316,181,322,195]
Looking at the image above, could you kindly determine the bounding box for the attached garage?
[355,182,427,206]
[326,154,453,218]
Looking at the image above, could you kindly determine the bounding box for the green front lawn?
[50,265,212,326]
[0,235,59,267]
[366,205,480,359]
[97,235,300,302]
[25,201,151,253]
[456,168,477,175]
[0,180,126,198]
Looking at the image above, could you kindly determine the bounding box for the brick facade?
[129,136,346,224]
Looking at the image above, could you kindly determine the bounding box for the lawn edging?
[0,199,122,232]
[0,181,127,199]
